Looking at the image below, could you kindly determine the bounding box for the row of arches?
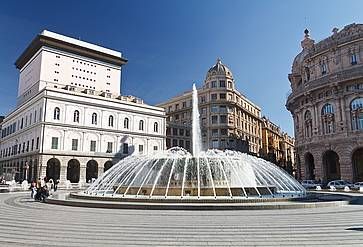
[46,158,114,183]
[304,148,363,182]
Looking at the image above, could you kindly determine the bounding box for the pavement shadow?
[345,227,363,232]
[349,196,363,205]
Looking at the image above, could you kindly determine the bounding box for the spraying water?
[84,84,306,200]
[192,83,202,156]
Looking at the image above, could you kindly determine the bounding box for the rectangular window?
[107,142,113,153]
[182,101,186,108]
[90,141,96,152]
[211,115,218,124]
[220,93,226,100]
[185,141,191,151]
[173,128,178,136]
[123,143,128,154]
[219,80,226,87]
[220,115,227,124]
[351,54,358,65]
[212,140,219,149]
[51,137,58,149]
[221,129,228,136]
[202,117,207,126]
[138,144,144,154]
[211,105,219,113]
[36,137,39,149]
[212,129,219,137]
[321,63,327,75]
[200,96,206,103]
[179,140,184,147]
[211,81,217,88]
[220,105,227,113]
[72,139,78,151]
[211,94,217,101]
[172,139,178,147]
[39,107,42,122]
[201,107,207,115]
[153,146,158,151]
[185,130,190,137]
[31,139,34,151]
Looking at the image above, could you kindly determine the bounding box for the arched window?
[92,113,97,125]
[351,97,363,130]
[108,115,114,127]
[351,53,358,65]
[304,110,312,137]
[322,103,334,115]
[54,107,60,120]
[139,120,144,131]
[124,118,129,129]
[153,122,158,133]
[321,103,335,134]
[73,110,80,123]
[304,110,311,120]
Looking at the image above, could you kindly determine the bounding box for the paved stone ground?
[0,192,363,246]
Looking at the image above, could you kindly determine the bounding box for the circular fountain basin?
[83,148,306,201]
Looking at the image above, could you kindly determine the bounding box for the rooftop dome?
[291,29,314,75]
[206,58,233,80]
[85,148,305,200]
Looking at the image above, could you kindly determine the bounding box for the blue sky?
[0,0,362,135]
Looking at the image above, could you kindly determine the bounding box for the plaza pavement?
[0,192,362,246]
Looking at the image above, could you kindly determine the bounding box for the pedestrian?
[34,180,42,201]
[30,181,37,199]
[40,185,49,202]
[54,179,59,192]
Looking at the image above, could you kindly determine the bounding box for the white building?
[0,30,166,184]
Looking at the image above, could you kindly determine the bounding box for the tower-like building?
[286,24,363,182]
[158,59,262,154]
[0,30,166,183]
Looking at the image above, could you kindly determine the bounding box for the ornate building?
[260,117,295,176]
[286,23,363,182]
[158,59,263,155]
[0,30,166,183]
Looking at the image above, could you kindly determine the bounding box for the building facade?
[286,23,363,182]
[0,30,166,183]
[158,59,263,155]
[260,117,295,176]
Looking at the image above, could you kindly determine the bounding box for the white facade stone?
[0,30,166,184]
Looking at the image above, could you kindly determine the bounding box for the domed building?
[286,23,363,183]
[158,59,263,155]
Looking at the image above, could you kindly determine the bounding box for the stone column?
[59,164,67,183]
[39,156,47,179]
[313,151,323,182]
[340,159,353,181]
[79,165,86,184]
[339,145,354,181]
[98,165,104,178]
[298,149,305,180]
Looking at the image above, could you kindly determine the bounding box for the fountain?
[192,83,202,156]
[82,84,306,201]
